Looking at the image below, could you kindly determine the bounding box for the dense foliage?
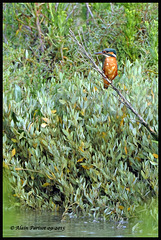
[3,2,158,224]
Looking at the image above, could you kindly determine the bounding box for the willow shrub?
[3,55,158,220]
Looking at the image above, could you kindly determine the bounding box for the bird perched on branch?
[94,48,118,89]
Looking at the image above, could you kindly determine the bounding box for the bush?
[3,55,158,220]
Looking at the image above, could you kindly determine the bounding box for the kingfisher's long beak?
[94,51,103,55]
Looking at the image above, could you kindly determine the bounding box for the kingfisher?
[94,48,118,89]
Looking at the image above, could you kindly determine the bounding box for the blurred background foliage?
[3,2,158,227]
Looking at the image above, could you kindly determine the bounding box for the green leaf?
[19,132,25,140]
[141,170,148,179]
[14,84,22,102]
[62,129,70,138]
[11,138,18,143]
[150,161,158,166]
[59,99,66,105]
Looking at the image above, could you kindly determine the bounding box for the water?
[3,209,157,237]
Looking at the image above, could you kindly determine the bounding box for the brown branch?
[35,4,44,53]
[69,29,158,140]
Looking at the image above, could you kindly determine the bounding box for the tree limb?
[35,3,44,53]
[69,29,158,140]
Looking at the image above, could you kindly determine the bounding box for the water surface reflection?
[3,209,156,237]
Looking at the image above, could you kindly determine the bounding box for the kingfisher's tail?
[103,79,110,89]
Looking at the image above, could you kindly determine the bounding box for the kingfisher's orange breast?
[103,56,118,80]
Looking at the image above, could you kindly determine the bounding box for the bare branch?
[86,3,94,19]
[69,29,158,140]
[35,4,44,53]
[86,3,95,25]
[64,3,69,12]
[55,3,59,12]
[66,3,78,21]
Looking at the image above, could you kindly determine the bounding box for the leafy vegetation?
[3,2,158,227]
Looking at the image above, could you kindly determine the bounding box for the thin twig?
[35,4,44,53]
[55,3,59,12]
[112,93,126,106]
[80,28,88,50]
[64,3,69,12]
[66,3,78,21]
[86,3,94,19]
[69,29,158,140]
[6,163,43,174]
